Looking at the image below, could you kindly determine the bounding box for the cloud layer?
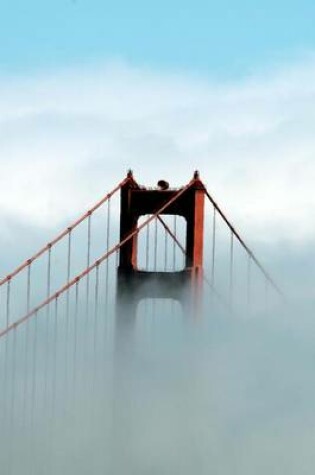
[1,58,315,245]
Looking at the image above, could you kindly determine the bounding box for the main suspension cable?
[205,190,283,297]
[0,177,129,287]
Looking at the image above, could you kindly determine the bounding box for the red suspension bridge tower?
[117,170,206,319]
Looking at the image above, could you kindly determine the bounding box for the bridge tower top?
[118,171,206,274]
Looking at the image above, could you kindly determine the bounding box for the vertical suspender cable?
[26,261,31,313]
[3,334,9,438]
[145,221,150,270]
[66,229,72,320]
[8,328,17,475]
[65,229,72,399]
[229,231,234,305]
[86,213,92,311]
[10,330,17,420]
[164,226,168,271]
[93,265,100,387]
[67,230,72,282]
[94,264,100,337]
[29,313,37,475]
[47,245,51,300]
[44,246,51,411]
[6,279,11,328]
[75,280,79,319]
[22,321,29,430]
[30,311,38,429]
[106,198,111,252]
[173,215,177,271]
[105,198,111,306]
[52,297,58,416]
[152,217,158,327]
[50,297,58,463]
[247,254,252,309]
[85,216,92,379]
[10,329,17,424]
[73,280,79,391]
[211,208,216,287]
[154,218,158,271]
[46,244,52,325]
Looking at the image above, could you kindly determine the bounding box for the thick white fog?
[0,280,314,474]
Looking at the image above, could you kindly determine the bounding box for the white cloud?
[1,59,315,244]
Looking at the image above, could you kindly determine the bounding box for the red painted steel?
[118,171,206,272]
[0,172,284,338]
[0,178,195,338]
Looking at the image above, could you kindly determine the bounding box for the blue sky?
[1,0,315,76]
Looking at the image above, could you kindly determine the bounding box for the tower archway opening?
[137,215,186,272]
